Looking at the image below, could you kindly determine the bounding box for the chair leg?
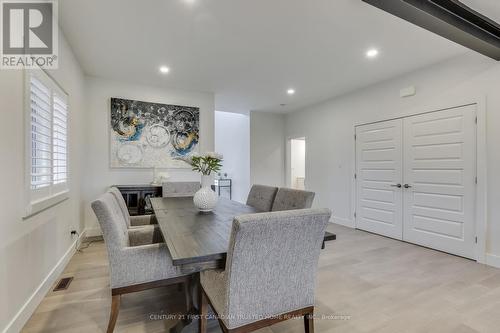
[199,288,208,333]
[107,294,121,333]
[304,312,314,333]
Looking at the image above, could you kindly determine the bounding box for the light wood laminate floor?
[22,225,500,333]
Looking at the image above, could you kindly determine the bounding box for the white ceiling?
[461,0,500,23]
[59,0,468,113]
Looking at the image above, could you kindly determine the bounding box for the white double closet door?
[356,105,476,259]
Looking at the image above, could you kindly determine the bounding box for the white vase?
[193,175,218,212]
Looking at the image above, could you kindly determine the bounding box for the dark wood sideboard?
[114,185,162,215]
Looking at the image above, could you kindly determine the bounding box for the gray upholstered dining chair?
[108,187,157,227]
[199,208,331,333]
[271,187,315,211]
[92,193,190,333]
[162,181,201,197]
[245,184,278,212]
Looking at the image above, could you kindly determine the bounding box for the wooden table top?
[151,196,336,272]
[151,197,259,267]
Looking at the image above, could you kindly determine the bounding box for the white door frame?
[286,136,307,189]
[352,98,487,263]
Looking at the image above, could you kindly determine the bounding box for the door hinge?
[475,116,478,124]
[354,134,357,140]
[475,236,478,244]
[354,173,357,179]
[475,176,478,184]
[354,212,357,218]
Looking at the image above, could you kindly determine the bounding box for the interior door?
[403,105,476,258]
[356,120,403,240]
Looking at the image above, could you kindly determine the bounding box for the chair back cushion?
[271,188,315,211]
[108,187,131,227]
[225,208,331,328]
[245,184,278,212]
[162,181,201,197]
[91,193,130,260]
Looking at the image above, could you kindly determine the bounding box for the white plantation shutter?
[25,69,69,216]
[52,94,68,185]
[30,76,53,190]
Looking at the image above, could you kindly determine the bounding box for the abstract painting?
[110,97,200,168]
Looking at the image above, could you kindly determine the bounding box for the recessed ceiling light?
[159,66,170,74]
[287,89,295,95]
[366,49,379,58]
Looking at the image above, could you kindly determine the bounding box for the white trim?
[23,190,69,218]
[24,69,32,218]
[352,91,484,126]
[351,126,357,229]
[1,230,86,333]
[285,137,292,188]
[23,68,70,218]
[475,97,487,264]
[485,253,500,269]
[285,136,308,189]
[352,98,488,264]
[353,102,476,127]
[332,216,354,228]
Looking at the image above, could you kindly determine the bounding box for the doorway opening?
[290,137,306,190]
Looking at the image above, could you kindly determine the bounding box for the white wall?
[285,51,500,261]
[82,77,215,235]
[215,111,250,203]
[250,112,286,187]
[0,31,86,333]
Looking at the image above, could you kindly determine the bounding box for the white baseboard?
[85,226,102,237]
[2,229,86,333]
[332,216,354,228]
[485,253,500,269]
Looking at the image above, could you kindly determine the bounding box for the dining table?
[150,196,336,332]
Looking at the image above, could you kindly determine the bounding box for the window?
[24,69,69,217]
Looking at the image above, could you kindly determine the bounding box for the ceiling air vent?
[362,0,500,60]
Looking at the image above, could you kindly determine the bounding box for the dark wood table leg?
[169,273,200,333]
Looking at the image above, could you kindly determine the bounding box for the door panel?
[356,120,403,239]
[403,105,476,258]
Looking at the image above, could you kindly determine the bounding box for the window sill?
[23,190,70,219]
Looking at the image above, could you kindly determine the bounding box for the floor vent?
[53,277,73,292]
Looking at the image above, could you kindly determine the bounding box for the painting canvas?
[110,97,200,168]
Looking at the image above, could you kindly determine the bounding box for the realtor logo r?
[1,0,58,68]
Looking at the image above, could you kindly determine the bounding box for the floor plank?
[22,224,500,333]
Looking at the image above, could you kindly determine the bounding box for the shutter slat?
[33,147,51,154]
[29,73,69,191]
[32,119,51,131]
[31,77,50,94]
[52,92,68,188]
[31,99,51,114]
[31,108,51,123]
[30,74,53,190]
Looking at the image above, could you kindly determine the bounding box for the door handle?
[403,184,412,189]
[390,184,402,188]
